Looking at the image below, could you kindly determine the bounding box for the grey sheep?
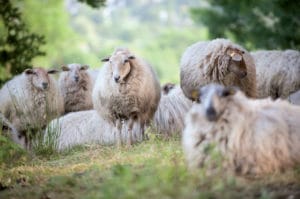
[153,85,192,136]
[180,38,256,101]
[59,63,94,113]
[288,90,300,105]
[45,110,143,151]
[93,48,161,145]
[0,67,64,149]
[183,84,300,176]
[251,50,300,99]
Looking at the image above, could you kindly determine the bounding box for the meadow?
[1,132,300,199]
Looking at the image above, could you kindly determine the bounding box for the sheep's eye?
[221,89,232,97]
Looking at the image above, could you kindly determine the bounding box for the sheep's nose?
[42,82,48,89]
[114,75,120,83]
[74,76,79,82]
[206,107,217,121]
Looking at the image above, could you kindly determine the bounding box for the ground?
[1,135,300,199]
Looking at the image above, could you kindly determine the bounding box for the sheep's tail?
[0,112,22,146]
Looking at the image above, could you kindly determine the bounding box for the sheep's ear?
[231,53,242,62]
[101,57,110,62]
[191,89,200,102]
[24,68,35,75]
[221,86,238,97]
[80,65,89,70]
[61,65,70,71]
[128,55,135,60]
[47,69,59,74]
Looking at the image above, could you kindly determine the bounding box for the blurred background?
[0,0,299,85]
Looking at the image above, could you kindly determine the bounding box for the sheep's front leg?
[127,118,134,146]
[115,119,122,147]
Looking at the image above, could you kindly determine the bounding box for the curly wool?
[183,86,300,176]
[180,38,256,100]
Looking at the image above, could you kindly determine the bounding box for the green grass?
[1,136,300,199]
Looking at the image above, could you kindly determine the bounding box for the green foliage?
[0,0,45,85]
[190,0,300,50]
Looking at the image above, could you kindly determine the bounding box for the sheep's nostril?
[114,76,120,82]
[74,76,79,82]
[206,107,217,121]
[42,82,48,89]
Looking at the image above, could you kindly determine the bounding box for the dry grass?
[0,135,300,199]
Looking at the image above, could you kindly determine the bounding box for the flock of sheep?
[0,38,300,177]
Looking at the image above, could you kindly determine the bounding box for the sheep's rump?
[252,50,300,99]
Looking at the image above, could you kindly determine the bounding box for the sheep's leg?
[115,119,122,147]
[140,120,145,140]
[127,118,134,146]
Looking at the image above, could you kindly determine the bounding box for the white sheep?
[59,63,94,113]
[251,50,300,99]
[182,83,300,176]
[45,110,143,151]
[180,38,256,101]
[153,85,192,136]
[0,67,64,148]
[93,47,161,145]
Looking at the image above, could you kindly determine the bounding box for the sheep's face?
[24,67,59,91]
[102,53,135,84]
[162,83,176,95]
[223,48,247,78]
[197,84,237,122]
[61,64,89,84]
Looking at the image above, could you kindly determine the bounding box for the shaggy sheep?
[180,38,256,101]
[288,90,300,105]
[45,110,143,151]
[161,82,176,95]
[182,83,300,176]
[59,63,94,113]
[251,50,300,99]
[0,67,64,148]
[153,85,192,136]
[93,47,161,145]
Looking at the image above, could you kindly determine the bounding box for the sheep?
[93,47,161,145]
[288,90,300,105]
[59,63,94,113]
[182,83,300,176]
[180,38,256,101]
[251,50,300,99]
[0,67,64,149]
[0,113,22,147]
[153,85,192,136]
[45,110,143,151]
[161,82,176,95]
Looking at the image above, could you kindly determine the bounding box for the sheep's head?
[24,67,59,90]
[102,52,135,84]
[61,63,89,83]
[196,84,238,122]
[218,48,247,79]
[162,83,176,95]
